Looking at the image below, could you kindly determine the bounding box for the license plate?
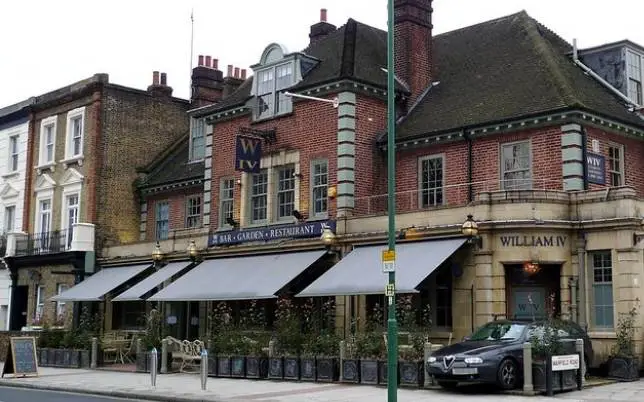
[452,367,478,375]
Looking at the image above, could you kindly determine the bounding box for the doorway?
[505,264,561,321]
[9,285,28,330]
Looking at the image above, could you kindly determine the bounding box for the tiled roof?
[395,11,644,140]
[137,133,204,190]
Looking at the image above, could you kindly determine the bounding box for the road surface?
[0,386,152,402]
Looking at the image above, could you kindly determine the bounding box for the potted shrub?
[208,302,234,377]
[314,331,340,382]
[356,328,385,385]
[245,336,269,379]
[239,300,269,379]
[300,332,318,381]
[396,296,427,388]
[608,305,640,381]
[137,309,164,373]
[341,335,360,383]
[270,296,303,380]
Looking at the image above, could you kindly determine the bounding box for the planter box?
[136,351,161,373]
[47,349,56,366]
[283,357,300,380]
[79,350,91,368]
[245,356,268,379]
[378,360,400,385]
[359,360,379,385]
[300,357,316,381]
[532,361,579,393]
[398,360,424,388]
[39,348,49,366]
[54,349,66,366]
[217,356,232,377]
[608,356,640,382]
[268,357,284,379]
[231,356,246,378]
[207,356,217,376]
[316,357,339,382]
[341,359,360,383]
[68,350,81,368]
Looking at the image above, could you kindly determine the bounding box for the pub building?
[55,5,644,368]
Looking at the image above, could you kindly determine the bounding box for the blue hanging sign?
[209,220,336,247]
[235,135,262,173]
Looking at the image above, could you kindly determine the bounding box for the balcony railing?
[353,178,564,216]
[15,229,72,257]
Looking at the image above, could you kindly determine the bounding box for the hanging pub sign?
[209,220,336,247]
[235,135,262,173]
[586,153,605,185]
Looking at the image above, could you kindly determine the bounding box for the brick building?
[94,3,644,366]
[3,72,190,330]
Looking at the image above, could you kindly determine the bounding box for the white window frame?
[8,135,19,172]
[36,196,52,248]
[608,144,625,187]
[219,178,235,228]
[189,118,206,161]
[185,195,202,228]
[275,164,296,221]
[249,169,269,224]
[35,285,45,323]
[62,191,80,249]
[64,107,85,160]
[417,154,445,208]
[253,62,294,120]
[500,140,532,190]
[38,116,57,167]
[626,50,643,105]
[56,283,69,321]
[310,159,328,218]
[4,205,15,233]
[589,250,615,331]
[155,200,170,241]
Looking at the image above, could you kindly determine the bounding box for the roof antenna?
[189,8,195,102]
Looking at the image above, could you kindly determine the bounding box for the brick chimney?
[191,54,225,107]
[309,8,337,46]
[222,64,245,98]
[394,0,433,105]
[147,70,173,97]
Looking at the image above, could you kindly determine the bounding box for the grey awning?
[148,250,327,301]
[49,264,152,302]
[297,238,467,297]
[112,262,192,301]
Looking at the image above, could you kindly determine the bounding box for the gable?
[61,167,84,186]
[35,173,56,192]
[0,183,19,199]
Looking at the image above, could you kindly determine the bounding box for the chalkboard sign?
[1,336,39,378]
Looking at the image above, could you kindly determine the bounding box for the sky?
[1,0,643,108]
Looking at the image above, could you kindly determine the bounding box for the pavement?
[0,386,151,402]
[0,363,643,402]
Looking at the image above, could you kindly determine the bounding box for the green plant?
[530,292,565,359]
[239,299,267,331]
[208,302,235,355]
[142,309,163,350]
[273,296,304,356]
[613,305,638,358]
[395,295,416,331]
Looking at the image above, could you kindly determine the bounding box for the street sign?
[385,284,395,297]
[382,249,396,273]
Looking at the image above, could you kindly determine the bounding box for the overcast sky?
[1,0,643,108]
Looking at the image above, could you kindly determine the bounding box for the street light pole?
[386,0,398,401]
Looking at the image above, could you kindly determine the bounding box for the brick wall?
[97,87,190,248]
[210,98,339,228]
[145,189,203,240]
[585,125,644,194]
[16,264,76,327]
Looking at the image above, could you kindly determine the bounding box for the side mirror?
[462,336,471,342]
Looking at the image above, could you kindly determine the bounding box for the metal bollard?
[200,349,208,391]
[575,339,585,388]
[91,337,98,369]
[150,348,158,387]
[522,342,533,394]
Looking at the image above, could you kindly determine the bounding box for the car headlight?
[464,357,483,364]
[428,356,437,363]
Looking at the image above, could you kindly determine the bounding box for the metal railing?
[15,229,72,256]
[353,178,564,216]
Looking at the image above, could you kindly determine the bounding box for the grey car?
[425,319,593,390]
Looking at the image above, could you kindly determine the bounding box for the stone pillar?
[560,123,584,191]
[473,251,505,326]
[522,342,533,394]
[202,123,214,227]
[336,92,356,217]
[576,236,587,328]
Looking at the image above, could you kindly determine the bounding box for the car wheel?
[437,381,458,390]
[497,358,518,390]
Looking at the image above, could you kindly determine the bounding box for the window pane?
[502,142,531,189]
[420,157,443,207]
[190,119,206,160]
[591,251,614,328]
[257,69,274,94]
[276,64,293,90]
[155,201,169,240]
[277,166,295,219]
[186,196,202,228]
[220,179,234,226]
[71,116,82,156]
[312,161,328,216]
[251,170,268,223]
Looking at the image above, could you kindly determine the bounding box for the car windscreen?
[468,322,527,341]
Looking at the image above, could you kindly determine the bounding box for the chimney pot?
[227,65,233,77]
[160,72,167,86]
[205,55,212,68]
[212,58,219,70]
[241,69,247,80]
[234,67,240,78]
[198,55,204,67]
[320,8,327,22]
[152,71,160,85]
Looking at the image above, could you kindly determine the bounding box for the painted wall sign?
[209,220,336,247]
[235,135,262,173]
[499,235,567,247]
[586,153,606,185]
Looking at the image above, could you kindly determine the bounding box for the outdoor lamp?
[320,227,337,247]
[187,240,199,260]
[462,214,482,247]
[151,242,164,262]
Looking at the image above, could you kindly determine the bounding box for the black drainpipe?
[466,131,473,202]
[581,126,589,190]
